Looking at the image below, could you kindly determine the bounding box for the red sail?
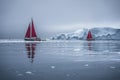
[25,24,30,38]
[87,30,92,39]
[31,19,37,37]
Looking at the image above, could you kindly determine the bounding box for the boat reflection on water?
[25,43,36,63]
[87,42,92,50]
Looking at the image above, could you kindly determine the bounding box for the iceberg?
[51,27,120,40]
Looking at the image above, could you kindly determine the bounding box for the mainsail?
[25,19,40,41]
[25,24,30,38]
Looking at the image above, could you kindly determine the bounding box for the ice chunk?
[110,66,116,69]
[103,50,109,53]
[25,71,32,74]
[18,74,23,76]
[66,74,70,77]
[15,71,19,73]
[73,48,80,52]
[117,52,120,54]
[51,66,55,69]
[84,64,89,67]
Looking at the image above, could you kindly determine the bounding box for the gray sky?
[0,0,120,39]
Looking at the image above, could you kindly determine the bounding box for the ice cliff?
[51,27,120,40]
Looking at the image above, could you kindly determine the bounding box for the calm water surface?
[0,40,120,80]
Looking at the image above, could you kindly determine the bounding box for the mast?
[31,19,37,38]
[30,22,32,39]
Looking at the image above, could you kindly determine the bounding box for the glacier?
[51,27,120,40]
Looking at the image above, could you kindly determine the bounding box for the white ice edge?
[0,39,120,43]
[74,59,120,62]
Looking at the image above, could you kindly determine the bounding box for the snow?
[72,29,85,38]
[91,28,116,37]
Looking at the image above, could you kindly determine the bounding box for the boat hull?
[87,38,95,41]
[24,38,41,41]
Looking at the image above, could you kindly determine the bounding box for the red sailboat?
[86,30,94,40]
[25,19,41,41]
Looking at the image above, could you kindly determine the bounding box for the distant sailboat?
[25,19,41,41]
[86,30,94,40]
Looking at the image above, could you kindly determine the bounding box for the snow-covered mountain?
[51,27,120,40]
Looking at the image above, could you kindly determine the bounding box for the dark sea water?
[0,40,120,80]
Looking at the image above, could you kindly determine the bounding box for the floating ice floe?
[18,74,23,76]
[51,66,55,69]
[110,66,116,69]
[84,64,89,67]
[25,71,32,74]
[117,52,120,54]
[73,48,81,52]
[102,50,109,53]
[66,74,70,77]
[15,71,19,73]
[111,59,120,61]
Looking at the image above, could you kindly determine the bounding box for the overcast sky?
[0,0,120,39]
